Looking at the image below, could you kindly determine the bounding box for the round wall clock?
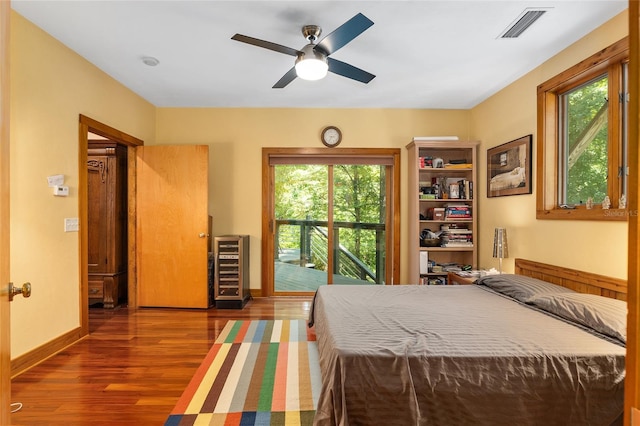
[321,126,342,147]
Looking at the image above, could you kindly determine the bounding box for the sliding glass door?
[274,164,330,292]
[331,164,387,285]
[263,148,400,296]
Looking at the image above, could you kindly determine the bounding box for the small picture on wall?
[487,134,532,197]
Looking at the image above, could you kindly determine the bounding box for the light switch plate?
[64,218,79,232]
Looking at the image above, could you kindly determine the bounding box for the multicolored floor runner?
[165,319,320,426]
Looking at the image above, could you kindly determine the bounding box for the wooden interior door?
[0,0,10,422]
[136,145,210,308]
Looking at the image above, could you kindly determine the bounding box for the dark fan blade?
[231,34,301,57]
[327,57,375,84]
[273,67,298,89]
[314,13,373,56]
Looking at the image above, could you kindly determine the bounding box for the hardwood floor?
[10,297,312,425]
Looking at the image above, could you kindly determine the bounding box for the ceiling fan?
[231,13,375,88]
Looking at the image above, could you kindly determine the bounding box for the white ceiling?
[12,1,627,109]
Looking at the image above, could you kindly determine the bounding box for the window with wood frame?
[537,37,629,220]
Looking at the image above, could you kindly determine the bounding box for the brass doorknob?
[9,282,31,302]
[199,233,209,238]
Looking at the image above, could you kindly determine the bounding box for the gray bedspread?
[310,285,625,426]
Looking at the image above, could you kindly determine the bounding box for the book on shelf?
[445,204,471,219]
[418,156,433,168]
[441,221,472,235]
[449,179,472,200]
[442,230,471,236]
[440,223,467,229]
[444,178,467,199]
[458,179,471,200]
[441,242,474,247]
[443,239,473,245]
[443,228,472,234]
[444,163,472,169]
[449,182,460,199]
[443,236,473,242]
[457,179,465,199]
[420,194,437,200]
[440,220,473,247]
[440,223,470,232]
[441,235,473,243]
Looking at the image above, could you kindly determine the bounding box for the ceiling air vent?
[499,8,549,38]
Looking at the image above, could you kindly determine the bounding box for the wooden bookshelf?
[406,139,479,284]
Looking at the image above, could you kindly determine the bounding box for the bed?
[308,258,627,426]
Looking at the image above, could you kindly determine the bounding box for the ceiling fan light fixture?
[295,44,328,81]
[295,58,328,80]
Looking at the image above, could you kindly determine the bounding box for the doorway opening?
[78,115,143,335]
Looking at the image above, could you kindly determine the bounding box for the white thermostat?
[53,185,69,197]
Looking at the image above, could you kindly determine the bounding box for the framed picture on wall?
[487,134,532,197]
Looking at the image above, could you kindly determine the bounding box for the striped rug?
[165,319,321,426]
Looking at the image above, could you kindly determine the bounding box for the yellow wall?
[470,10,629,278]
[9,6,631,361]
[155,108,471,287]
[9,11,156,357]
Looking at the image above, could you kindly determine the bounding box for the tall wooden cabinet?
[406,139,478,284]
[87,142,128,308]
[214,235,250,309]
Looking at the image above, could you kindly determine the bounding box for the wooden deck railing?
[275,219,385,284]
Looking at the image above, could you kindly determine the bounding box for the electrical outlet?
[64,218,79,232]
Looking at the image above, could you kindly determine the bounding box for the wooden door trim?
[1,0,10,422]
[261,148,401,296]
[260,151,274,297]
[625,2,639,425]
[78,115,143,336]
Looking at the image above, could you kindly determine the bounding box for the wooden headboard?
[514,258,627,301]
